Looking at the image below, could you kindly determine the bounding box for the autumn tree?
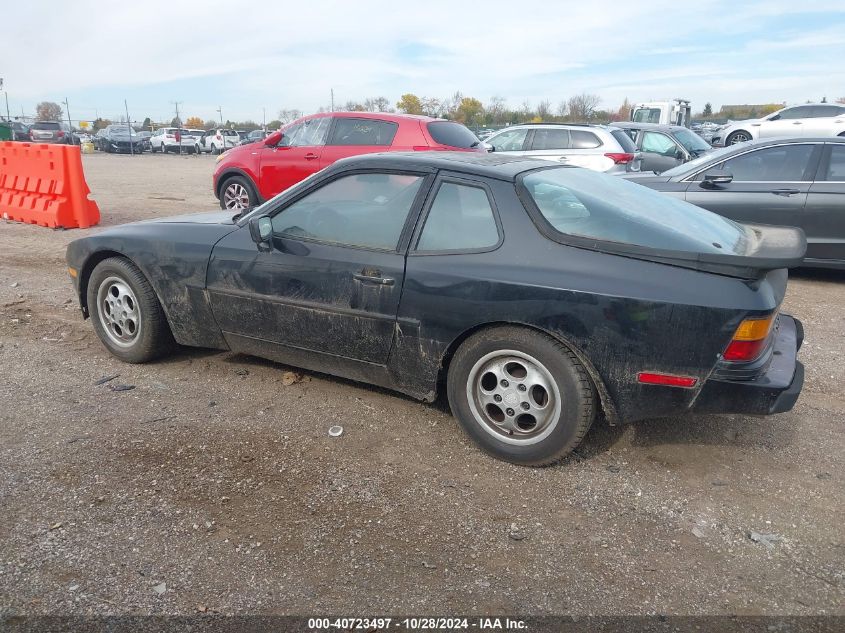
[421,97,443,118]
[567,93,601,121]
[92,118,111,131]
[343,100,366,112]
[204,119,217,130]
[185,116,204,129]
[396,93,423,115]
[36,101,63,122]
[536,99,552,121]
[486,95,507,125]
[363,96,391,112]
[455,97,484,126]
[278,109,302,124]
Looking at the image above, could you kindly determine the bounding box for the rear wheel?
[447,326,596,466]
[151,143,158,153]
[87,257,175,363]
[219,175,257,211]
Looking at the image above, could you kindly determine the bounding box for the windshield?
[521,167,748,255]
[674,128,711,154]
[660,144,737,177]
[632,108,661,124]
[110,126,132,134]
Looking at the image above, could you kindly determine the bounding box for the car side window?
[271,173,424,250]
[823,145,845,181]
[569,130,601,149]
[328,118,398,146]
[489,128,528,151]
[531,129,570,151]
[776,106,813,120]
[721,145,816,181]
[641,132,677,155]
[416,182,499,252]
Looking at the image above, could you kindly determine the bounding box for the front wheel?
[447,326,596,466]
[87,257,175,363]
[726,130,751,145]
[219,175,257,211]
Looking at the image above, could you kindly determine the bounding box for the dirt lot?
[0,153,843,617]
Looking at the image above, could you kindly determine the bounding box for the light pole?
[61,97,74,145]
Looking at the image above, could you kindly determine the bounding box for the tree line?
[30,96,845,132]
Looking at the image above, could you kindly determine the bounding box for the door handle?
[771,188,800,196]
[792,121,802,125]
[304,153,318,160]
[353,272,395,286]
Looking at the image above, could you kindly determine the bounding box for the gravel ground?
[0,153,843,617]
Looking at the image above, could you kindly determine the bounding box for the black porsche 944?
[66,153,805,465]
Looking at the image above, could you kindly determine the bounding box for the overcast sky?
[2,0,844,124]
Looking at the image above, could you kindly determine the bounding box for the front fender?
[67,223,238,349]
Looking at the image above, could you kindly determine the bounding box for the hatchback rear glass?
[610,129,637,153]
[222,130,239,136]
[31,122,61,130]
[520,167,748,255]
[427,121,480,148]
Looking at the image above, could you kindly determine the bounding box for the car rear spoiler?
[622,223,807,279]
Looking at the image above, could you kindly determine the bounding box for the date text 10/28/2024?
[307,617,528,630]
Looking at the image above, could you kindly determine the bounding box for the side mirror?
[674,149,685,160]
[264,130,283,146]
[701,170,733,187]
[484,143,495,153]
[249,216,273,250]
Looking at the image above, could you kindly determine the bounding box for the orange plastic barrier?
[0,141,100,229]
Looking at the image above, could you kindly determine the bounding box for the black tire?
[725,130,751,145]
[447,326,595,466]
[151,144,158,153]
[218,175,258,211]
[87,257,175,363]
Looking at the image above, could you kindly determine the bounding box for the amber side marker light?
[637,372,698,388]
[67,267,78,278]
[723,313,777,362]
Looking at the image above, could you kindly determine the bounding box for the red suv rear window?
[426,121,480,149]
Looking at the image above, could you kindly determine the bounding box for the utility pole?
[62,97,74,145]
[330,88,334,113]
[1,78,9,121]
[262,107,266,131]
[125,100,134,156]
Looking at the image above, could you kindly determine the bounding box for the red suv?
[213,112,483,210]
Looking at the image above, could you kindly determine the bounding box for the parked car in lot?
[239,129,269,145]
[625,137,845,269]
[611,122,713,173]
[67,153,805,466]
[197,128,240,154]
[28,121,71,144]
[213,112,483,210]
[483,123,641,174]
[94,125,145,153]
[10,121,30,141]
[134,130,152,152]
[712,103,845,146]
[149,127,195,153]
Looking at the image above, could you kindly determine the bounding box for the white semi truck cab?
[631,99,692,127]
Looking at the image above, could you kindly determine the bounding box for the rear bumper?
[692,315,804,416]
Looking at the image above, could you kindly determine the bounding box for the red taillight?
[412,145,434,151]
[605,152,634,164]
[57,131,65,138]
[722,313,778,362]
[637,372,698,388]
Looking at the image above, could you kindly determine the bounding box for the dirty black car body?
[66,153,806,465]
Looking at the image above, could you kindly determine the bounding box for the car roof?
[500,122,607,130]
[611,122,690,132]
[305,111,442,123]
[331,151,558,181]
